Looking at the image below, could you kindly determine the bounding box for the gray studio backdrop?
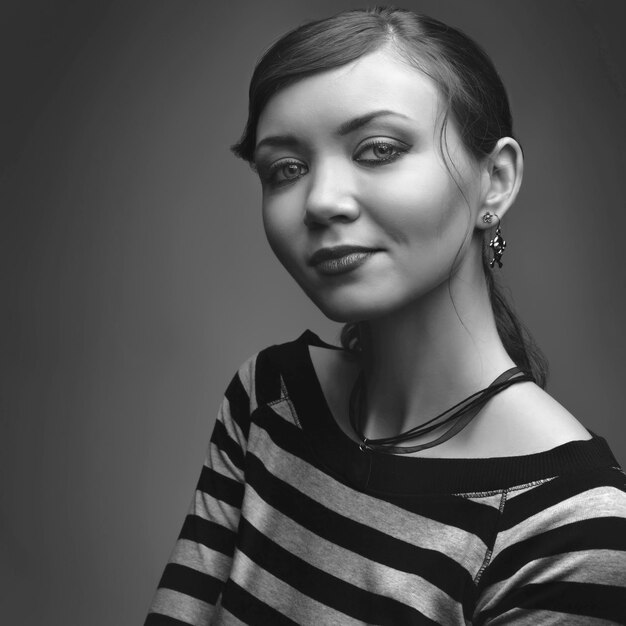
[2,1,625,624]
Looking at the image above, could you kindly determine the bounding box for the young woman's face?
[254,48,486,322]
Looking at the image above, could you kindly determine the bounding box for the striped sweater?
[146,330,626,625]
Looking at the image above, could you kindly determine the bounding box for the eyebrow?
[254,109,410,157]
[337,109,410,135]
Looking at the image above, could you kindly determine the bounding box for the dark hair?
[232,6,548,388]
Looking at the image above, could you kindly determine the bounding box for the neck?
[359,268,515,440]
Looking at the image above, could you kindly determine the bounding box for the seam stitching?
[474,488,508,586]
[267,377,302,429]
[456,476,556,499]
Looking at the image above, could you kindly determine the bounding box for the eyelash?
[354,138,409,165]
[261,138,409,188]
[264,158,309,188]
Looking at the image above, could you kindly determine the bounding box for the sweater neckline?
[278,329,618,495]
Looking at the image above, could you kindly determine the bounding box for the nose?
[303,160,360,227]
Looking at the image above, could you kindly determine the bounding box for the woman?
[146,7,626,624]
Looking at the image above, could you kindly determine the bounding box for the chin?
[307,292,393,324]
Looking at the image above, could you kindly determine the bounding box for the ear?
[476,137,523,230]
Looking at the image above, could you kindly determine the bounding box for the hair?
[232,6,548,388]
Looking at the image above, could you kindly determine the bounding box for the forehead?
[256,48,442,139]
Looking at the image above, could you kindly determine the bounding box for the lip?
[309,245,380,275]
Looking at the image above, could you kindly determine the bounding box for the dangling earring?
[482,212,506,268]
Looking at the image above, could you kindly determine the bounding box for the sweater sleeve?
[145,356,255,626]
[473,469,626,625]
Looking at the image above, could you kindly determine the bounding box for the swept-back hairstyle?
[232,6,548,388]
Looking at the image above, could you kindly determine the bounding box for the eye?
[264,158,309,187]
[354,138,409,165]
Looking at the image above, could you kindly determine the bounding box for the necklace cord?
[349,368,533,454]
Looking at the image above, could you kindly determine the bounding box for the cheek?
[365,166,464,242]
[262,200,302,272]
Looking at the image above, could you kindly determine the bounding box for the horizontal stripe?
[481,581,626,623]
[248,423,488,577]
[191,488,239,530]
[244,450,473,606]
[253,406,500,543]
[169,539,232,581]
[244,483,464,624]
[211,419,244,473]
[474,607,617,626]
[146,339,626,625]
[224,369,251,438]
[204,437,244,486]
[501,473,626,530]
[380,490,500,546]
[229,551,365,625]
[481,517,626,588]
[222,580,298,625]
[251,404,309,455]
[196,465,244,509]
[148,587,212,625]
[237,517,439,625]
[476,549,626,617]
[523,549,626,588]
[179,515,236,556]
[494,486,626,555]
[158,563,222,605]
[145,613,193,626]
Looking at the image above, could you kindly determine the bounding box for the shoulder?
[501,464,626,531]
[475,465,626,622]
[462,381,593,457]
[306,344,596,458]
[227,331,321,409]
[490,437,626,554]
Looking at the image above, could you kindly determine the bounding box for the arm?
[473,470,626,625]
[145,356,255,626]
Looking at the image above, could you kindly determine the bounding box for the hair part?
[232,6,548,388]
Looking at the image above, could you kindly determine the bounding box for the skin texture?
[255,48,485,325]
[255,48,590,456]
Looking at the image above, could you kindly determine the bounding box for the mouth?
[309,245,381,275]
